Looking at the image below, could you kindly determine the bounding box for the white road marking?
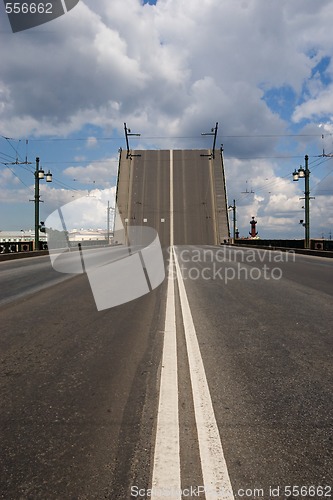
[152,149,233,499]
[170,149,174,247]
[151,250,180,499]
[174,250,235,500]
[151,150,181,499]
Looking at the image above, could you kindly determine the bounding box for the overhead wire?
[3,164,34,193]
[2,133,332,200]
[0,151,17,162]
[3,131,331,143]
[1,136,27,163]
[312,169,333,193]
[309,152,333,193]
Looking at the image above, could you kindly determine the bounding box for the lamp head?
[298,167,305,178]
[292,169,299,181]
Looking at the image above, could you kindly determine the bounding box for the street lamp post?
[201,122,218,159]
[34,157,52,250]
[106,201,115,244]
[124,123,141,159]
[292,154,313,249]
[228,199,237,243]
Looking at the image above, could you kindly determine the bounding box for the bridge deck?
[116,149,230,247]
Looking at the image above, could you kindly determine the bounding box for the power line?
[2,132,330,143]
[312,170,333,193]
[1,136,27,164]
[42,158,119,165]
[222,133,329,138]
[0,151,16,162]
[3,164,34,192]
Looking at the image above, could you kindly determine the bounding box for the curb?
[0,250,49,262]
[232,244,333,259]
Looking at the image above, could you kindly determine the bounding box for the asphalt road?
[0,247,143,308]
[1,149,332,499]
[0,255,75,307]
[175,246,333,499]
[0,266,166,499]
[116,150,171,248]
[172,150,220,245]
[116,149,229,247]
[0,247,332,499]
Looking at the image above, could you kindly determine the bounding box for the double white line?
[151,151,234,499]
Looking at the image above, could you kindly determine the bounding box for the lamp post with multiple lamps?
[292,154,314,249]
[33,157,52,250]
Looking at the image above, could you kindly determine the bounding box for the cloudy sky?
[1,0,333,239]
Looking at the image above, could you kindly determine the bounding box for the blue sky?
[1,0,333,238]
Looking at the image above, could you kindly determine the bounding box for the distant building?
[0,229,109,243]
[68,229,108,241]
[0,230,46,243]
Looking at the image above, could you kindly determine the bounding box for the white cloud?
[1,0,327,136]
[41,187,116,229]
[1,0,333,236]
[293,86,333,123]
[86,137,98,148]
[63,157,118,186]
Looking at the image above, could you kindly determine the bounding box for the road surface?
[116,149,229,247]
[0,149,332,499]
[0,247,332,499]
